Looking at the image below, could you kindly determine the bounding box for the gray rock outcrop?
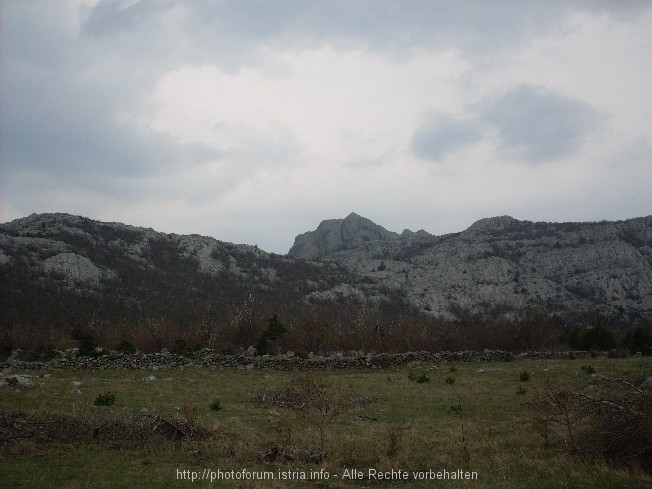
[289,212,399,259]
[42,252,113,287]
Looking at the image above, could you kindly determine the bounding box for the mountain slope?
[1,212,652,336]
[289,213,652,319]
[0,213,358,334]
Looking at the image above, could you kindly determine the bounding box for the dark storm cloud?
[1,0,220,192]
[3,66,221,181]
[411,85,601,164]
[411,115,480,162]
[479,85,602,163]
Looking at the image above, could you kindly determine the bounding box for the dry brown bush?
[251,376,377,452]
[578,377,652,473]
[0,410,217,448]
[528,376,652,473]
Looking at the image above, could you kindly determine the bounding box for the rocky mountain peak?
[465,215,520,233]
[288,212,398,259]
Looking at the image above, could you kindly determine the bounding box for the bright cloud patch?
[143,48,472,165]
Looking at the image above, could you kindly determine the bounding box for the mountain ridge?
[287,211,652,319]
[2,212,652,328]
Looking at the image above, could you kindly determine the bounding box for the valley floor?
[2,357,651,488]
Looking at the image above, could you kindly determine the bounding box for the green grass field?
[2,356,651,488]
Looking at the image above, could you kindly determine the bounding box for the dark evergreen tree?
[256,314,287,355]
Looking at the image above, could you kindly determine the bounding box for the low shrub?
[209,399,223,411]
[450,403,463,413]
[520,371,531,382]
[29,344,58,362]
[0,410,215,447]
[607,349,629,359]
[408,371,430,383]
[251,376,377,452]
[385,424,404,459]
[581,364,596,374]
[294,350,309,360]
[170,338,199,356]
[94,392,116,407]
[115,339,136,353]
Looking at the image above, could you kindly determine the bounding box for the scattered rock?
[2,375,33,387]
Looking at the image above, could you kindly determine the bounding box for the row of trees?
[3,293,651,360]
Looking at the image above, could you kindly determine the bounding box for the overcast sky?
[2,1,651,253]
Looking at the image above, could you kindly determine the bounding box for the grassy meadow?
[1,356,651,488]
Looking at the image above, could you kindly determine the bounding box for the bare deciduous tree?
[252,376,376,452]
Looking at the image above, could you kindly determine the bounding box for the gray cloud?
[411,114,481,162]
[2,0,651,253]
[411,85,602,164]
[179,0,543,61]
[2,0,221,197]
[81,0,175,37]
[174,0,651,64]
[3,67,221,178]
[479,85,602,163]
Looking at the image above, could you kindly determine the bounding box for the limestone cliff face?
[42,252,115,287]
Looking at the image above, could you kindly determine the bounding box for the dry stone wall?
[2,349,603,372]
